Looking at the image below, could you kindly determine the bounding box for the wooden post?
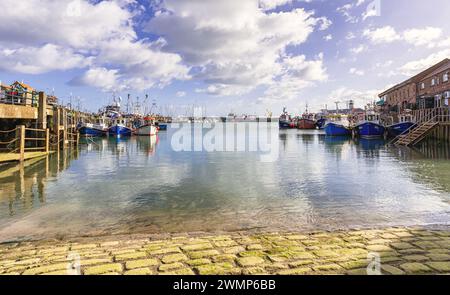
[62,108,67,149]
[18,125,25,162]
[55,107,60,151]
[45,128,50,153]
[38,91,47,129]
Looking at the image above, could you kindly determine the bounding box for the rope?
[0,138,18,145]
[0,127,17,133]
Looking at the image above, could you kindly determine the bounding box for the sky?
[1,0,450,116]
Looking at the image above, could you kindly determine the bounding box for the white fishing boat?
[134,116,158,136]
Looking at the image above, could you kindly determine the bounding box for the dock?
[0,81,91,163]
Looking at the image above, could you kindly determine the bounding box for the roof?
[12,81,34,91]
[420,60,450,80]
[378,58,450,97]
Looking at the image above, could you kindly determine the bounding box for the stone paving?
[0,227,449,275]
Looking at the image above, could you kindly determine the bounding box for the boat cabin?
[365,113,380,123]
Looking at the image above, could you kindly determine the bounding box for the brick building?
[417,59,450,109]
[379,58,450,111]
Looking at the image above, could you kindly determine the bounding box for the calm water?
[0,123,449,242]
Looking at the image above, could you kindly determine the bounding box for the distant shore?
[0,226,449,275]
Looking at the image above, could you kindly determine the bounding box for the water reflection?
[0,125,449,242]
[0,149,78,218]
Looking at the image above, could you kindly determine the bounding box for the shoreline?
[1,225,449,275]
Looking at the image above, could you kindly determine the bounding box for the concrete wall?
[0,104,37,119]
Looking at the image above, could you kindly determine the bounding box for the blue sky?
[1,0,449,116]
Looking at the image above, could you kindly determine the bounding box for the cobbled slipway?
[0,227,449,275]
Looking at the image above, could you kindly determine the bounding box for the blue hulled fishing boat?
[78,117,108,137]
[355,111,385,139]
[325,122,351,136]
[387,111,415,137]
[79,123,107,137]
[156,123,168,131]
[108,118,132,136]
[315,117,327,129]
[278,107,292,129]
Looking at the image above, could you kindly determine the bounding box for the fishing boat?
[279,107,292,129]
[108,118,132,136]
[387,111,415,137]
[325,122,351,136]
[134,116,158,136]
[297,114,316,129]
[155,122,168,131]
[354,110,385,139]
[78,122,107,137]
[315,117,327,129]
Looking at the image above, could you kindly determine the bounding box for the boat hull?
[297,119,316,129]
[279,120,291,129]
[79,126,106,137]
[108,125,132,136]
[135,125,158,136]
[387,122,415,137]
[316,118,327,130]
[325,122,351,136]
[355,122,385,139]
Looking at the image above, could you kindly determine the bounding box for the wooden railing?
[390,108,450,145]
[0,125,50,161]
[412,107,450,123]
[0,90,38,106]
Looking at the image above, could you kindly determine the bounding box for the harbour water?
[0,122,449,242]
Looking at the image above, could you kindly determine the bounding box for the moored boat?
[387,111,415,137]
[297,118,316,129]
[79,123,107,137]
[297,105,316,129]
[134,116,159,136]
[278,107,292,129]
[325,122,351,136]
[315,117,327,129]
[355,111,385,139]
[156,122,167,131]
[135,124,158,136]
[108,118,132,136]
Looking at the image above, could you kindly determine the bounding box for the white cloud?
[350,44,367,54]
[403,27,442,47]
[145,0,328,97]
[70,67,122,92]
[316,17,332,31]
[364,26,445,48]
[0,0,136,49]
[0,44,91,74]
[324,34,333,41]
[259,0,292,10]
[262,53,328,101]
[176,91,186,97]
[346,32,356,40]
[0,0,189,92]
[349,68,365,76]
[399,49,450,76]
[363,26,400,44]
[325,87,381,108]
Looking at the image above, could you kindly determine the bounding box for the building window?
[431,78,436,86]
[421,82,425,89]
[444,72,449,82]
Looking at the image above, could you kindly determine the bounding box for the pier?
[0,82,90,163]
